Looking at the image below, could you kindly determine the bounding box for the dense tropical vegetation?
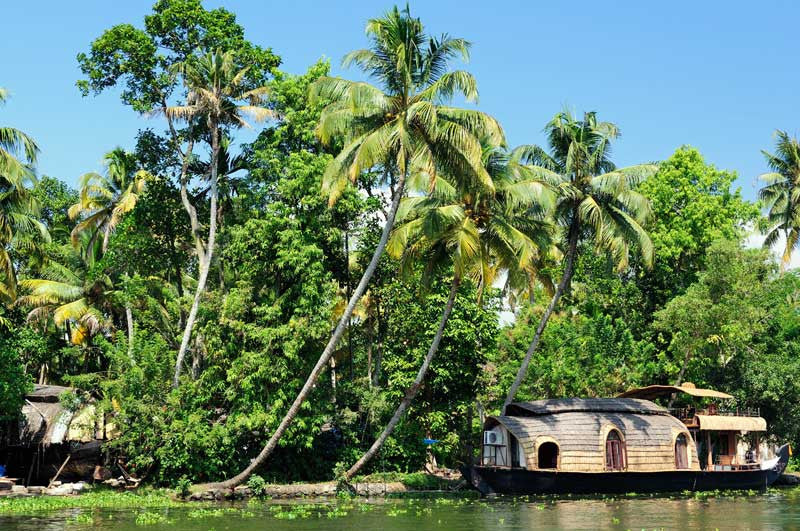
[1,1,798,488]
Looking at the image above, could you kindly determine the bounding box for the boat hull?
[464,444,790,496]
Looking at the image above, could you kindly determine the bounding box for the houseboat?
[464,384,789,495]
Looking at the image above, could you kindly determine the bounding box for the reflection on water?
[2,489,800,530]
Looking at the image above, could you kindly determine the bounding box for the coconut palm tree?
[204,5,502,490]
[166,48,274,388]
[0,88,38,182]
[758,130,800,273]
[503,110,656,408]
[1,88,47,303]
[69,148,148,253]
[17,239,111,347]
[0,172,48,304]
[342,142,554,480]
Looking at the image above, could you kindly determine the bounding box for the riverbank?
[0,472,466,509]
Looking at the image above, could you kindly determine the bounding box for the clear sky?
[2,0,798,200]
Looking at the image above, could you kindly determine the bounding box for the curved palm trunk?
[173,127,220,389]
[198,171,408,491]
[102,225,111,254]
[344,276,460,481]
[503,220,580,410]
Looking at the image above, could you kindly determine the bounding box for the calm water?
[3,490,800,530]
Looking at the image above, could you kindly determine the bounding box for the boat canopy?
[617,383,733,401]
[696,414,767,432]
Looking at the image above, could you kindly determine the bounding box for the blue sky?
[2,0,798,200]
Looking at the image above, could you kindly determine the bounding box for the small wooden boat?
[464,386,790,495]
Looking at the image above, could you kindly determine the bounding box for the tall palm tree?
[1,88,47,303]
[343,142,554,480]
[504,110,656,408]
[758,130,800,273]
[69,147,148,253]
[166,49,273,388]
[204,5,502,491]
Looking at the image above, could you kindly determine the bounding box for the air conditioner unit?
[483,430,504,445]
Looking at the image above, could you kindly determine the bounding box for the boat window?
[605,429,626,471]
[675,433,689,469]
[538,442,559,469]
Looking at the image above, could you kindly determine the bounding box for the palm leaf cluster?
[758,130,800,271]
[17,244,111,345]
[1,87,48,303]
[523,110,656,270]
[68,147,148,253]
[390,140,555,300]
[167,50,274,129]
[309,4,503,206]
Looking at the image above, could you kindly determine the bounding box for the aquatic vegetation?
[186,507,241,519]
[134,511,169,525]
[67,512,95,525]
[0,489,189,515]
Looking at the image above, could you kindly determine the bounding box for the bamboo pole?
[48,455,70,487]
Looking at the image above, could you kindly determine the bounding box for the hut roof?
[26,384,73,403]
[697,414,767,432]
[10,386,117,446]
[490,409,687,454]
[617,383,733,400]
[505,398,667,417]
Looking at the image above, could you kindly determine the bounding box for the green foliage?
[0,328,33,421]
[77,0,280,113]
[637,146,758,311]
[486,306,654,407]
[3,2,797,490]
[246,474,267,497]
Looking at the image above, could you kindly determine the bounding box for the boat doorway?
[509,434,520,468]
[538,442,559,469]
[675,433,689,469]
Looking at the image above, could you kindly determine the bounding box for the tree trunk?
[125,305,135,364]
[330,357,337,404]
[102,225,111,254]
[173,126,220,389]
[667,348,694,408]
[781,227,797,275]
[344,276,460,480]
[503,219,580,410]
[195,170,408,491]
[366,333,373,388]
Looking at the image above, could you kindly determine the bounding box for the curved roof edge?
[505,398,667,417]
[617,384,733,400]
[697,414,767,432]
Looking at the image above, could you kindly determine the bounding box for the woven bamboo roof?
[697,414,767,432]
[490,410,687,454]
[616,383,733,400]
[26,384,72,403]
[9,386,117,446]
[505,398,667,417]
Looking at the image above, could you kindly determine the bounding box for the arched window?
[538,442,559,469]
[675,433,689,469]
[605,429,626,471]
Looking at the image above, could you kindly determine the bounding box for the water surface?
[3,489,800,530]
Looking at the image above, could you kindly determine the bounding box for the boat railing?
[669,406,761,421]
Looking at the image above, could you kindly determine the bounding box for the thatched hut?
[1,385,118,485]
[482,398,699,472]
